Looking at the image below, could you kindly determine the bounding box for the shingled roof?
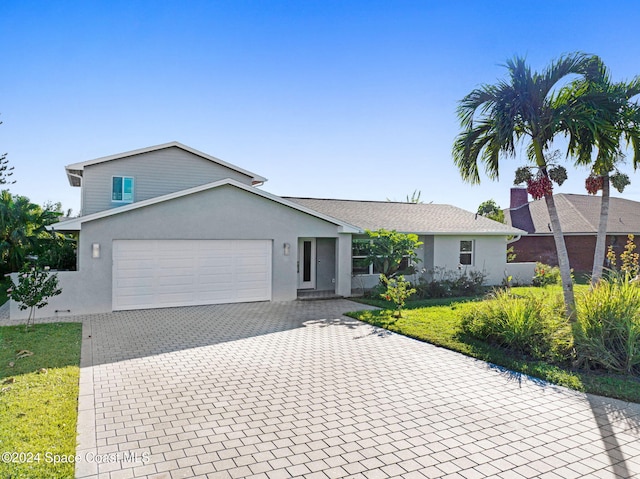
[286,198,524,235]
[505,193,640,234]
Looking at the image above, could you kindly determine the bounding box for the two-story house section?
[65,142,266,216]
[34,142,359,317]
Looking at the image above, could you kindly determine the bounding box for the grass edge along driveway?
[347,287,640,404]
[0,322,82,479]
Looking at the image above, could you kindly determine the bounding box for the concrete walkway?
[8,300,640,478]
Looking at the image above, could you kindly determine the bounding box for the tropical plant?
[379,274,416,318]
[362,229,423,277]
[0,191,64,274]
[453,53,603,319]
[386,190,424,203]
[561,64,640,283]
[7,265,62,329]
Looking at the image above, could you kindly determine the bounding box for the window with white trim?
[112,176,134,203]
[459,240,474,265]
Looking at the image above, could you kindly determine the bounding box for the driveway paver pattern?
[11,300,640,478]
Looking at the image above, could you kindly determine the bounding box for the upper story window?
[112,176,134,203]
[459,240,474,265]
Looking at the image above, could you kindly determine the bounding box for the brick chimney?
[510,187,529,209]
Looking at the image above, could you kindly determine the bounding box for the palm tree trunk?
[591,175,610,283]
[544,191,576,320]
[533,142,576,320]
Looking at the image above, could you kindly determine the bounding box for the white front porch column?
[335,233,352,297]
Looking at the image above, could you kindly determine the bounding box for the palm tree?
[561,69,640,282]
[453,53,603,320]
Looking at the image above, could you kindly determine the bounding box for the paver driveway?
[66,300,640,478]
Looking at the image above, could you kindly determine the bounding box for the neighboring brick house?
[505,188,640,273]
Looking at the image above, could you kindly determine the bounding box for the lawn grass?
[0,322,82,479]
[349,285,640,404]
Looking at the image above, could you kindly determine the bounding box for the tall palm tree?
[453,53,603,320]
[561,70,640,282]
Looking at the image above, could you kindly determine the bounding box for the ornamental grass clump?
[575,276,640,375]
[461,289,571,362]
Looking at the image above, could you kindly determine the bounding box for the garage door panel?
[198,275,234,286]
[197,264,234,275]
[158,275,194,287]
[117,259,157,271]
[113,240,272,310]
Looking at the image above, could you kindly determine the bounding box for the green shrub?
[461,289,571,361]
[415,267,486,299]
[575,276,640,375]
[532,262,561,286]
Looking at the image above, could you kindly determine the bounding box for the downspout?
[507,235,521,244]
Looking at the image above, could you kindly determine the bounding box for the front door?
[298,238,316,289]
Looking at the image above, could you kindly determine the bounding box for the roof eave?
[64,141,268,185]
[49,179,360,233]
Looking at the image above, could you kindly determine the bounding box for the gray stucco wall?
[432,235,508,285]
[11,185,349,319]
[81,146,256,215]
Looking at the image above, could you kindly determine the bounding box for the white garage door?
[112,240,272,310]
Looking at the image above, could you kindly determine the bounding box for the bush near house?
[531,262,561,286]
[414,267,487,299]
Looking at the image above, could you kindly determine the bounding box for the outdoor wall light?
[92,243,100,259]
[283,243,290,256]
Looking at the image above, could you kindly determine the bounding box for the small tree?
[380,274,416,318]
[8,265,62,329]
[363,229,423,277]
[477,199,505,223]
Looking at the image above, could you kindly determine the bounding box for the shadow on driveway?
[83,299,378,367]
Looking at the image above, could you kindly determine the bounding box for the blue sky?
[2,1,640,214]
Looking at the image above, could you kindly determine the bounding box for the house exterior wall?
[350,233,510,291]
[504,262,536,285]
[432,235,508,285]
[80,146,255,215]
[510,234,640,273]
[12,185,347,319]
